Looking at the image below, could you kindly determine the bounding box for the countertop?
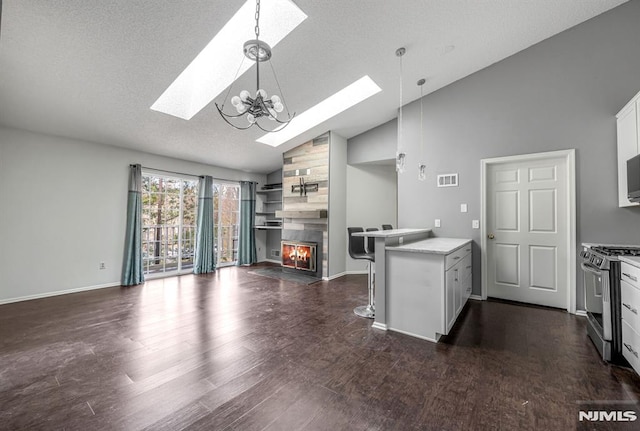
[620,256,640,268]
[386,237,472,255]
[351,228,431,238]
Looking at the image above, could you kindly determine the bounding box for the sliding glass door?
[141,173,240,275]
[141,174,198,276]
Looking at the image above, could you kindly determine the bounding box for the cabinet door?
[455,267,463,315]
[617,103,640,207]
[446,267,456,333]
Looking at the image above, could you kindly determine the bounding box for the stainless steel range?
[581,244,640,364]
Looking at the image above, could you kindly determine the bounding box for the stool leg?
[354,261,375,319]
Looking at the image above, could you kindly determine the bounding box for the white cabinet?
[621,261,640,374]
[616,92,640,207]
[386,239,472,342]
[445,246,473,333]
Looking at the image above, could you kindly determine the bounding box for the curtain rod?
[131,164,257,184]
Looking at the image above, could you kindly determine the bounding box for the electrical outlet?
[460,203,468,213]
[472,220,480,229]
[99,262,106,270]
[435,219,441,228]
[399,237,404,244]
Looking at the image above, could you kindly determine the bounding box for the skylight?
[151,0,307,120]
[256,76,382,147]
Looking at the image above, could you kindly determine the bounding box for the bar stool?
[347,227,375,319]
[382,224,393,230]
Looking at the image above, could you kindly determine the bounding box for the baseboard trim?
[323,272,347,281]
[346,270,368,275]
[0,282,122,305]
[387,326,439,343]
[469,294,483,301]
[575,310,587,317]
[371,322,387,331]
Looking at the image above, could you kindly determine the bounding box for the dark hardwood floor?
[1,263,639,430]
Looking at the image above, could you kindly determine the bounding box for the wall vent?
[271,249,280,258]
[437,173,458,187]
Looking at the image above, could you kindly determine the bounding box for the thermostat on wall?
[437,173,458,187]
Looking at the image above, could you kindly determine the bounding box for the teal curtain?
[121,164,144,286]
[238,181,257,265]
[194,176,216,274]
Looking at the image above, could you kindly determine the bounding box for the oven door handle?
[581,262,602,277]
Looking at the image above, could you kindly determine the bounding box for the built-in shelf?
[275,210,328,219]
[254,226,283,230]
[256,212,276,216]
[256,188,283,193]
[265,201,282,204]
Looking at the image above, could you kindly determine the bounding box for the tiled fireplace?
[281,229,323,279]
[281,241,317,272]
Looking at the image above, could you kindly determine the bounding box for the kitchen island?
[352,228,432,330]
[385,237,472,341]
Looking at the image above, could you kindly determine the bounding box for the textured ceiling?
[0,0,628,173]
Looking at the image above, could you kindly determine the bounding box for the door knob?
[488,234,495,239]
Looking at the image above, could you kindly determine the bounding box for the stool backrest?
[366,228,378,254]
[347,227,366,259]
[382,224,393,231]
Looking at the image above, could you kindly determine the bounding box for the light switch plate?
[435,219,441,228]
[460,203,468,213]
[472,220,479,229]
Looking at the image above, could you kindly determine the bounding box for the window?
[141,174,198,276]
[214,183,240,266]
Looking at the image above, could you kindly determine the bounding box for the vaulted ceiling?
[0,0,628,173]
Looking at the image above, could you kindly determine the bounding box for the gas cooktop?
[589,245,640,256]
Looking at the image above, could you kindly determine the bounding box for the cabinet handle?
[623,342,639,358]
[623,303,638,315]
[466,266,472,269]
[465,248,471,252]
[623,272,638,282]
[453,256,461,260]
[454,269,458,282]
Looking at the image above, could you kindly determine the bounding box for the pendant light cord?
[420,82,424,160]
[397,49,404,153]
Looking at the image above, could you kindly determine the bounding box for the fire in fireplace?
[281,241,317,272]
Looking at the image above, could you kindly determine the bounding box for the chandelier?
[216,0,293,131]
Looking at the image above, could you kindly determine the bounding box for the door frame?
[480,149,577,313]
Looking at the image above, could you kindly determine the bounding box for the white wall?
[345,163,397,273]
[0,127,265,304]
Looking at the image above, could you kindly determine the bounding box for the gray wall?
[350,0,640,310]
[0,127,265,303]
[345,163,397,273]
[348,118,397,165]
[328,132,348,277]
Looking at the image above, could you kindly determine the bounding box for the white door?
[486,156,568,308]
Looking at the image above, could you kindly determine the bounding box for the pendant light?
[395,47,406,173]
[216,0,294,131]
[417,78,427,181]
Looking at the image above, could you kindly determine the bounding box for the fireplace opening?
[281,241,317,272]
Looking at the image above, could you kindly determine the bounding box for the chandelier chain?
[255,0,261,39]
